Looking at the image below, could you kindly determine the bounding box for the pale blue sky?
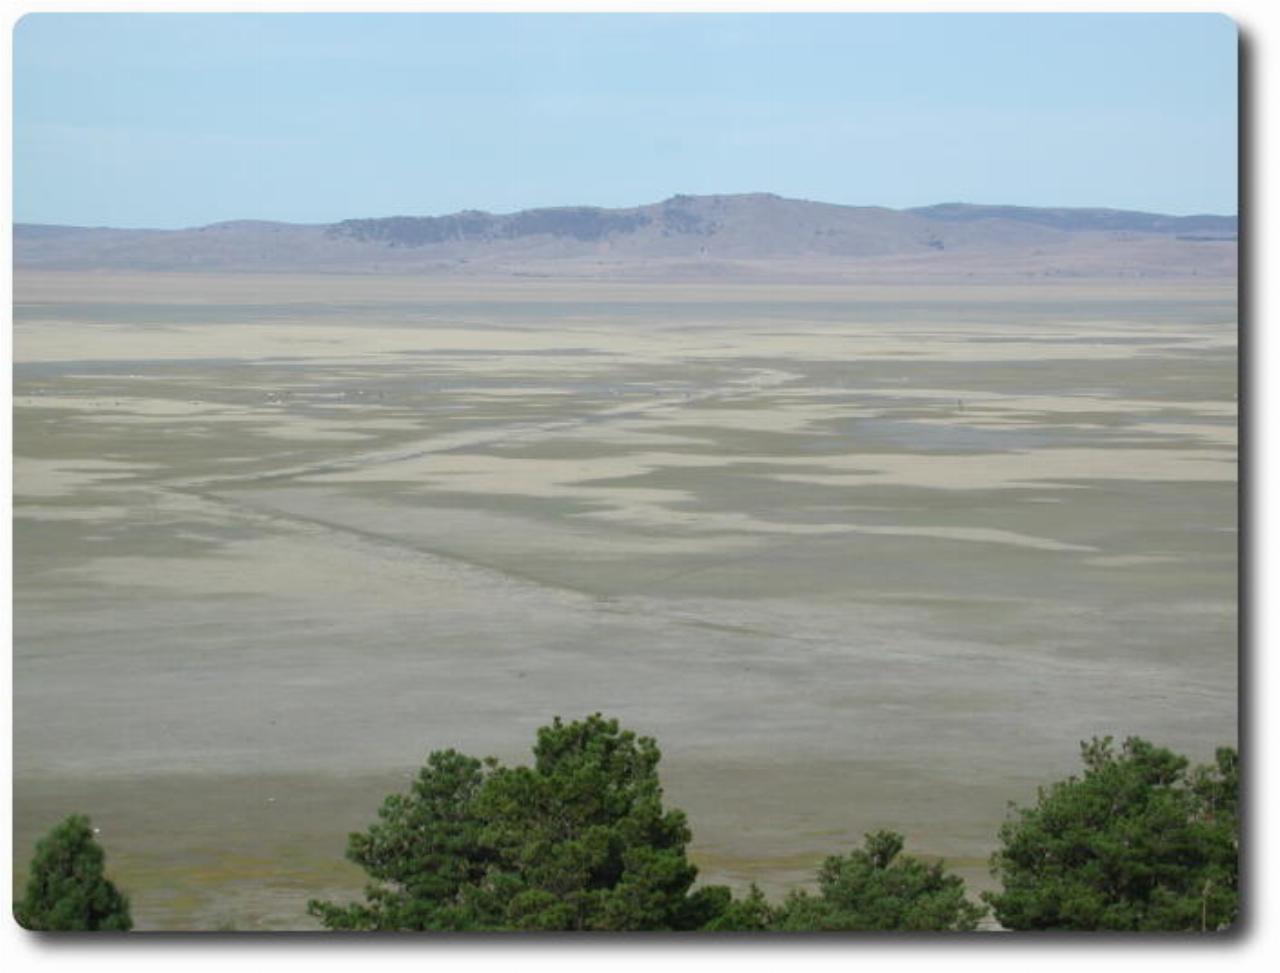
[13,12,1238,228]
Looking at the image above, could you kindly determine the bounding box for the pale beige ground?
[13,272,1237,929]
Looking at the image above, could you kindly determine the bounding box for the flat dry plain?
[12,272,1237,929]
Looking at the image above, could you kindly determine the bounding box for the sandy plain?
[12,272,1237,929]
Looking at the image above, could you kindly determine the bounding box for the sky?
[12,12,1238,228]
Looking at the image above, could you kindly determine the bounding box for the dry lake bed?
[12,272,1237,929]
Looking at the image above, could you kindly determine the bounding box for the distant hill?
[906,203,1235,236]
[13,193,1237,279]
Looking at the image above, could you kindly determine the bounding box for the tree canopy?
[309,714,713,931]
[772,830,986,931]
[984,736,1239,931]
[15,814,133,932]
[309,713,997,933]
[310,719,1237,933]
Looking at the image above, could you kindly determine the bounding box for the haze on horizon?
[13,12,1237,230]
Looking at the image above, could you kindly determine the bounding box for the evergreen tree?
[985,737,1239,931]
[15,815,132,932]
[772,830,985,931]
[310,713,993,933]
[310,714,722,931]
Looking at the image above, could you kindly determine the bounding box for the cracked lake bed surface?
[13,275,1237,929]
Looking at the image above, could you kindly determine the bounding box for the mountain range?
[13,193,1237,280]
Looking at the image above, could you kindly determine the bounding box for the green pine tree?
[15,815,133,931]
[772,830,986,931]
[309,714,721,931]
[985,737,1238,931]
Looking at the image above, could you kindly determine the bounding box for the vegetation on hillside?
[309,717,1237,933]
[18,719,1237,934]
